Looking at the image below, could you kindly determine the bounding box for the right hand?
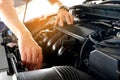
[54,8,74,27]
[18,33,43,70]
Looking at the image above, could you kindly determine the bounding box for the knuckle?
[27,60,32,64]
[31,62,36,67]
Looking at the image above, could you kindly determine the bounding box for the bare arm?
[0,0,43,70]
[48,0,63,6]
[0,0,29,37]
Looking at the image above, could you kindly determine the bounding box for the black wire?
[89,32,120,48]
[89,34,99,44]
[75,38,89,68]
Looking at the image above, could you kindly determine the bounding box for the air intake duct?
[13,66,95,80]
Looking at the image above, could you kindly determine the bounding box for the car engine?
[0,0,120,80]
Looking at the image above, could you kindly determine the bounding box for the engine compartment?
[0,1,120,80]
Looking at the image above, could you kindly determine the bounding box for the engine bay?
[0,0,120,80]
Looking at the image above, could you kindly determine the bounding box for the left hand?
[54,8,74,26]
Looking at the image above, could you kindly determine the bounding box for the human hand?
[54,7,74,26]
[18,33,43,70]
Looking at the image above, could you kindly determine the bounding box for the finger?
[59,15,64,26]
[69,14,74,24]
[26,50,32,70]
[64,14,71,24]
[20,49,27,65]
[65,14,73,25]
[36,49,43,69]
[29,49,38,70]
[54,16,59,27]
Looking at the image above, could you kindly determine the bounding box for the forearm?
[48,0,63,8]
[48,0,69,13]
[0,0,31,39]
